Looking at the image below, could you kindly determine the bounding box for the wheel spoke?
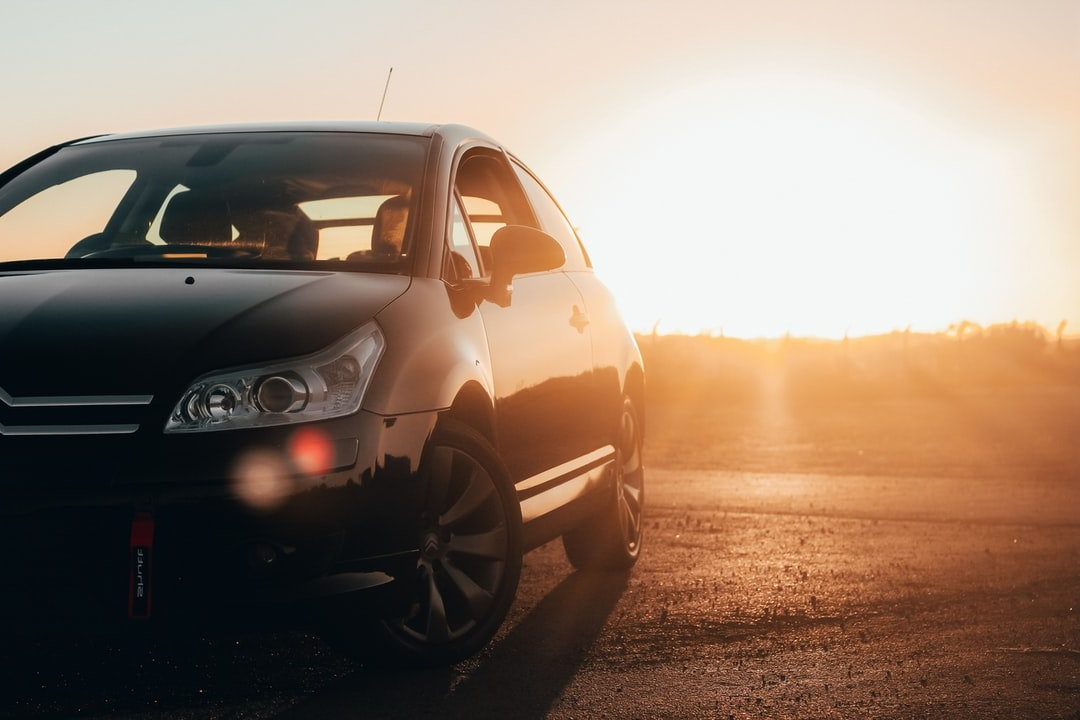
[424,566,451,643]
[442,558,496,618]
[447,526,508,560]
[622,481,643,514]
[440,465,494,527]
[619,490,634,535]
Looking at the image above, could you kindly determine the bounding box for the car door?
[509,159,620,452]
[451,149,597,487]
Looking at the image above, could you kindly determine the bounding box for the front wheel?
[563,396,645,570]
[327,420,522,666]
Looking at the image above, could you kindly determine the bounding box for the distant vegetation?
[639,321,1080,406]
[638,322,1080,478]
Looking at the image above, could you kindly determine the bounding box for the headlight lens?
[164,323,385,433]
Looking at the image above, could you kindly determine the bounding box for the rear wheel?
[328,420,522,666]
[563,396,644,569]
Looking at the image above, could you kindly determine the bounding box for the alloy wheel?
[393,443,511,644]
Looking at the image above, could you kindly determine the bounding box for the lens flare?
[232,449,289,510]
[288,427,334,475]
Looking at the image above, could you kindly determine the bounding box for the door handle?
[570,305,589,333]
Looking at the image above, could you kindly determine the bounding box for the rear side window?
[511,162,589,270]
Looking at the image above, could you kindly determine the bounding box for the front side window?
[453,149,557,278]
[0,132,428,271]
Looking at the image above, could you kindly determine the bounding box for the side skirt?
[516,446,614,551]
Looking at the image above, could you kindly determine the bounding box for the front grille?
[0,385,152,436]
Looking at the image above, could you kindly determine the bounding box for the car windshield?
[0,131,427,271]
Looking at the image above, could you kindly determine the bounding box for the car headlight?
[164,323,385,433]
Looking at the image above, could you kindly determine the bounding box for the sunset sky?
[2,0,1077,338]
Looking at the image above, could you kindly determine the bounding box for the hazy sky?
[2,0,1078,337]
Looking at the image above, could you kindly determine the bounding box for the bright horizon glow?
[572,69,1074,339]
[1,1,1077,340]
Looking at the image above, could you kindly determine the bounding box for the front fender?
[363,278,494,417]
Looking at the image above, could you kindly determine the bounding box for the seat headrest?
[371,195,410,257]
[159,191,232,246]
[233,208,318,260]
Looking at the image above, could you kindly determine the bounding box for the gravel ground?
[2,467,1077,719]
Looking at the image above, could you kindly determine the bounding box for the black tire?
[563,396,645,570]
[326,420,522,667]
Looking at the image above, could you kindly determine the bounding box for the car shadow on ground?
[0,568,629,719]
[280,567,631,719]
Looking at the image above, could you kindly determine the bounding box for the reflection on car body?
[0,122,644,664]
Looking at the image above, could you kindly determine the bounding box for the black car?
[0,122,644,664]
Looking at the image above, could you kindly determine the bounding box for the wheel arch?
[442,380,496,446]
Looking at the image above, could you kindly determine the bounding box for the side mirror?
[489,225,565,291]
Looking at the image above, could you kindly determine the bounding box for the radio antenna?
[377,67,393,121]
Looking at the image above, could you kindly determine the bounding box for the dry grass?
[639,324,1080,480]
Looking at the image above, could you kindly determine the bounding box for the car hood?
[0,267,410,398]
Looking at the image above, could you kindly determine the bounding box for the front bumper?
[0,409,438,634]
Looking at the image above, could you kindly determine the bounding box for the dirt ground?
[2,338,1079,719]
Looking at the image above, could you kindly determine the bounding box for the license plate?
[128,511,154,620]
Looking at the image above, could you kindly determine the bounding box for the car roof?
[71,122,498,148]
